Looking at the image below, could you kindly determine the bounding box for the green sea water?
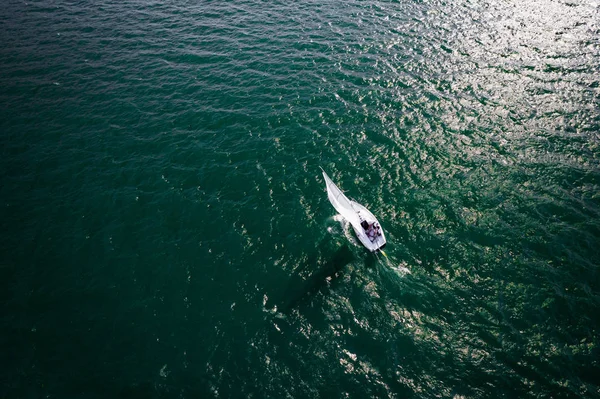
[1,0,599,397]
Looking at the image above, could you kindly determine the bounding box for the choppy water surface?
[1,0,599,397]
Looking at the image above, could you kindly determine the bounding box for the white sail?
[322,170,361,227]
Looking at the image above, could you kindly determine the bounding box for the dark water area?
[1,0,599,397]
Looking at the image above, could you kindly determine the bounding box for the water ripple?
[1,0,599,397]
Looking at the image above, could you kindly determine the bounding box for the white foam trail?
[377,253,411,277]
[390,264,411,277]
[328,214,361,247]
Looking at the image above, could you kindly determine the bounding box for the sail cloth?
[322,170,362,227]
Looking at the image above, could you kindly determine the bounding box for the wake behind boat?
[321,169,386,252]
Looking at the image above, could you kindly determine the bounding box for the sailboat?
[321,168,386,252]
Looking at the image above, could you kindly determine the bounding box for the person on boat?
[366,223,377,242]
[361,220,380,242]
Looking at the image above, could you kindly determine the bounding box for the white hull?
[350,201,386,252]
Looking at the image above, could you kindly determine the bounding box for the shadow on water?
[364,249,379,270]
[125,240,358,399]
[114,242,419,398]
[274,240,355,313]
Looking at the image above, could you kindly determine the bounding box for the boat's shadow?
[274,241,355,313]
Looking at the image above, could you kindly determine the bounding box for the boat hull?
[350,201,386,252]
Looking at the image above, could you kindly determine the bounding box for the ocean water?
[1,0,599,397]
